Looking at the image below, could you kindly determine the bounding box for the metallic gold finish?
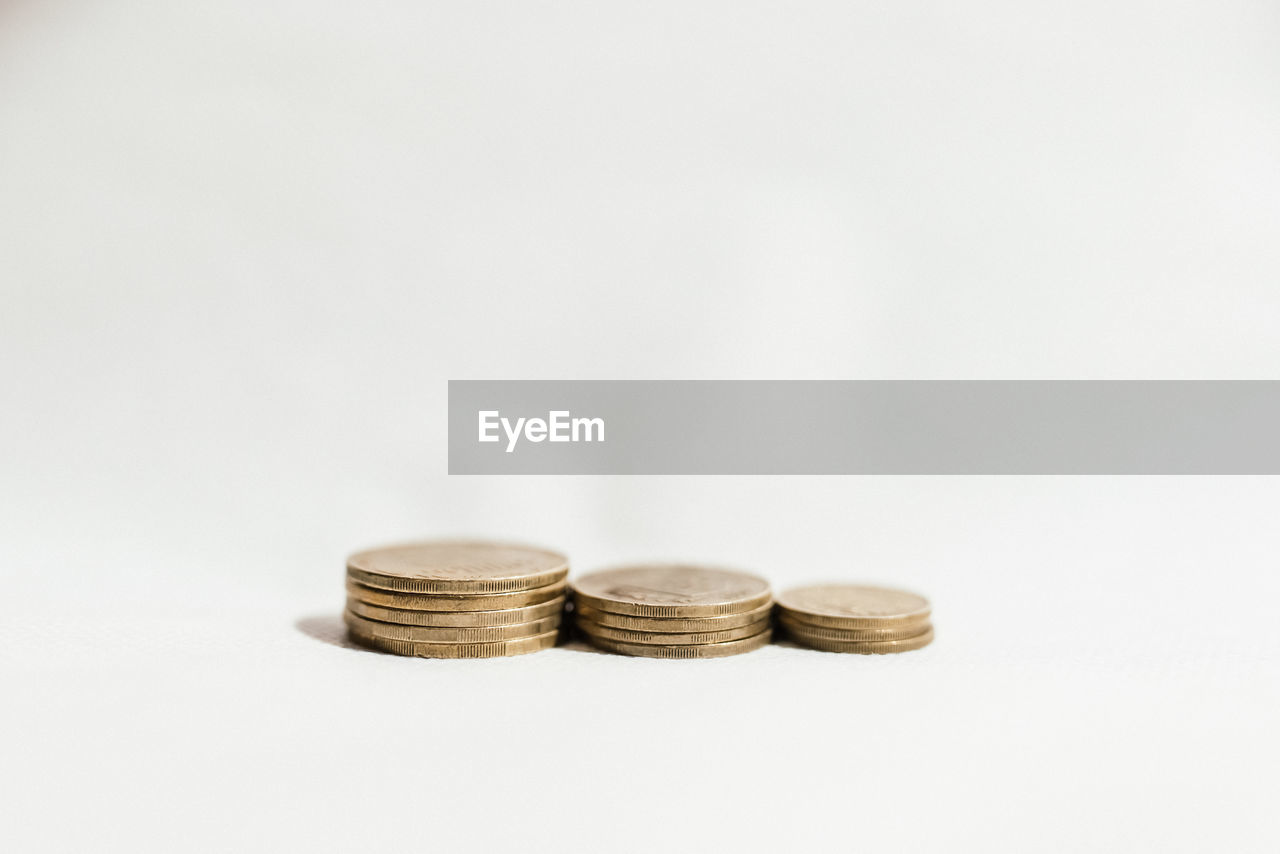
[571,565,771,618]
[581,628,773,659]
[785,624,934,654]
[576,617,770,645]
[775,584,931,629]
[347,596,566,627]
[777,613,929,642]
[346,540,568,594]
[346,579,566,611]
[346,625,560,658]
[344,609,560,643]
[573,601,773,632]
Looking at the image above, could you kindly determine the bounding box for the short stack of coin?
[571,565,773,659]
[776,584,933,653]
[344,541,568,658]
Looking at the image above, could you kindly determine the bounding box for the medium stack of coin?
[776,584,933,653]
[343,541,568,658]
[571,565,773,658]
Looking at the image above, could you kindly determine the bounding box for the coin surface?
[346,625,560,658]
[573,601,774,632]
[776,584,930,629]
[581,628,773,659]
[346,579,566,611]
[571,565,771,617]
[777,613,929,642]
[344,609,560,643]
[576,617,770,646]
[347,596,566,627]
[785,625,934,654]
[346,541,568,594]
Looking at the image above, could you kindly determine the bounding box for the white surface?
[2,2,1279,852]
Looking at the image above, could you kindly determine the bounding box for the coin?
[345,625,560,658]
[344,609,560,643]
[346,541,568,594]
[775,584,930,629]
[573,601,774,632]
[571,565,771,617]
[581,628,773,659]
[785,625,934,654]
[576,617,770,646]
[347,596,566,627]
[346,578,566,611]
[777,613,928,641]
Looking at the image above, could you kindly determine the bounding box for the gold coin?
[571,565,771,618]
[346,625,560,658]
[344,609,560,643]
[777,613,929,641]
[346,596,566,627]
[346,540,568,594]
[576,617,770,645]
[582,628,773,659]
[786,625,934,654]
[573,601,774,632]
[775,584,931,629]
[346,579,566,611]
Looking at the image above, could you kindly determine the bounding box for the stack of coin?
[343,541,568,658]
[776,584,933,653]
[571,565,773,659]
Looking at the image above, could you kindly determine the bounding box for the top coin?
[571,565,771,617]
[346,541,569,594]
[775,584,930,628]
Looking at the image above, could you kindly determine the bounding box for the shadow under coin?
[295,613,366,651]
[557,636,613,656]
[296,613,607,656]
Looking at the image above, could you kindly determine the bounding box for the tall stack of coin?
[344,541,568,658]
[571,565,773,658]
[776,584,933,653]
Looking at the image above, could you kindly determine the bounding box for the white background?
[2,2,1278,851]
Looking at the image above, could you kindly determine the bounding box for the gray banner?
[448,381,1280,474]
